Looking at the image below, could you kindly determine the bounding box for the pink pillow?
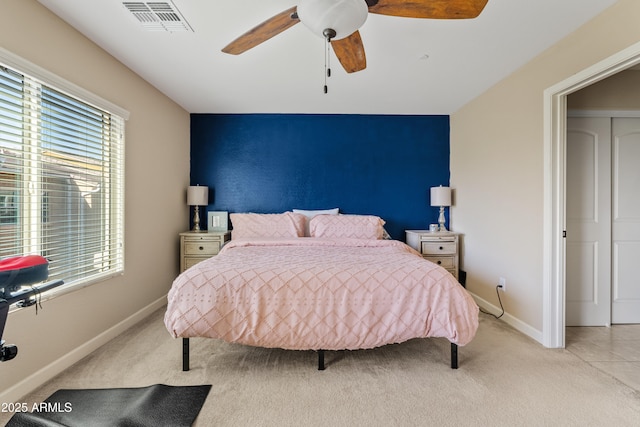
[309,214,385,239]
[230,212,306,239]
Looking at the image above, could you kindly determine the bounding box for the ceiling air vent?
[123,1,193,32]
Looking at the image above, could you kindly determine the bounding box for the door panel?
[566,117,611,326]
[566,241,597,302]
[611,118,640,323]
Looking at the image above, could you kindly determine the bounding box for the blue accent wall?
[190,114,449,240]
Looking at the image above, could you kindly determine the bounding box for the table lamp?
[187,185,208,232]
[430,185,452,232]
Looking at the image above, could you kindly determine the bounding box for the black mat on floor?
[6,384,211,427]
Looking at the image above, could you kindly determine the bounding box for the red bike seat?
[0,255,49,288]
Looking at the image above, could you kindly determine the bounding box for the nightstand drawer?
[421,241,457,255]
[184,240,221,256]
[425,256,455,269]
[184,257,207,270]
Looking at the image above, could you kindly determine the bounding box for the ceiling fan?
[221,0,489,74]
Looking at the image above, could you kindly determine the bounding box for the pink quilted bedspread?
[164,238,479,350]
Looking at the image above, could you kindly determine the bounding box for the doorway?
[543,40,640,349]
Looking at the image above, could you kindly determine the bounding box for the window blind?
[0,64,125,290]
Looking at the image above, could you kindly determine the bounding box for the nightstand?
[179,231,230,273]
[405,230,460,279]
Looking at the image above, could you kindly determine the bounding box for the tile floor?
[565,324,640,392]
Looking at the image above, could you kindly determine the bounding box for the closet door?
[566,117,612,326]
[611,118,640,323]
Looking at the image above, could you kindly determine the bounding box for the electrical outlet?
[499,277,506,292]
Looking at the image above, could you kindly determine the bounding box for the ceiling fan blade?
[222,6,300,55]
[367,0,488,19]
[331,31,367,73]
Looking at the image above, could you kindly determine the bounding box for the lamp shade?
[187,185,208,206]
[297,0,368,40]
[430,186,451,207]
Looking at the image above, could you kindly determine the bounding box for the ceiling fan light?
[297,0,368,40]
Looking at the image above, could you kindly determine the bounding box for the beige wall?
[451,0,640,336]
[0,0,190,397]
[568,69,640,110]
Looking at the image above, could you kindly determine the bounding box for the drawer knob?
[437,260,442,265]
[439,246,444,250]
[199,246,204,251]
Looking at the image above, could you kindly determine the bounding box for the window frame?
[0,47,129,306]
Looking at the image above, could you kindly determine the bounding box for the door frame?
[543,40,640,348]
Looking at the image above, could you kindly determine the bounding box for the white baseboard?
[470,291,543,344]
[0,296,167,403]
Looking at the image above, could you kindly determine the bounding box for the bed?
[164,212,479,370]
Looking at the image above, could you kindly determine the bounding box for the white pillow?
[293,208,339,218]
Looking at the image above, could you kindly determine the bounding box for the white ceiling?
[37,0,619,115]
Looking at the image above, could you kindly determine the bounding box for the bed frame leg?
[450,343,458,369]
[183,338,190,371]
[318,350,325,370]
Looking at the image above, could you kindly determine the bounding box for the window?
[0,57,125,292]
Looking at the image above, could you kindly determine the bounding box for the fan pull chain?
[324,37,331,94]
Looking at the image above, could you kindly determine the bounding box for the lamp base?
[438,206,448,232]
[191,206,204,232]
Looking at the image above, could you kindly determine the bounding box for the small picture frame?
[207,211,228,232]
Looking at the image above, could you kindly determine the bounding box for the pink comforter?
[164,238,479,350]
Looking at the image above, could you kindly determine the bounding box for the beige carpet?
[2,309,640,426]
